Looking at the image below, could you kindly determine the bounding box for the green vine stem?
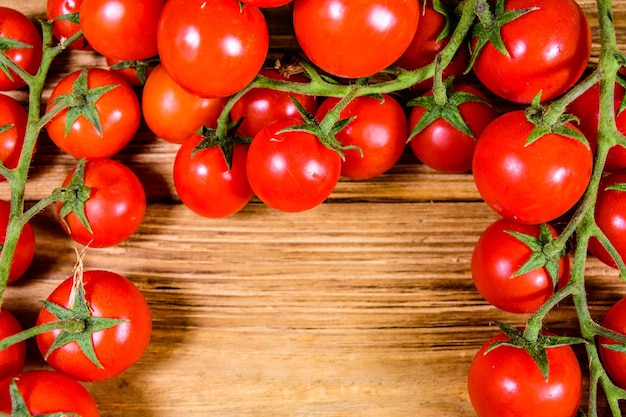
[0,318,85,352]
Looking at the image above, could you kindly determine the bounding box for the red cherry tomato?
[472,110,593,224]
[315,94,407,179]
[0,7,43,91]
[0,200,35,284]
[157,0,269,98]
[0,370,100,416]
[45,68,141,160]
[0,93,27,175]
[292,0,420,79]
[36,270,152,382]
[0,308,25,380]
[408,84,497,174]
[56,159,146,248]
[471,218,570,314]
[247,117,342,212]
[599,296,626,390]
[142,64,228,144]
[46,0,91,50]
[471,0,591,103]
[588,170,626,269]
[468,330,582,417]
[173,135,252,218]
[230,68,318,139]
[80,0,166,60]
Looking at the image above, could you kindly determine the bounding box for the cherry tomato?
[46,0,91,50]
[80,0,166,60]
[468,330,582,417]
[0,200,35,284]
[247,117,342,212]
[142,64,228,144]
[588,170,626,269]
[0,7,43,91]
[471,218,570,314]
[394,0,469,92]
[0,370,100,416]
[315,94,407,179]
[230,68,318,139]
[56,159,146,248]
[472,110,593,224]
[408,84,497,174]
[36,270,151,382]
[599,296,626,389]
[0,309,25,380]
[45,68,141,160]
[173,135,252,218]
[471,0,591,103]
[0,93,27,175]
[567,82,626,172]
[157,0,269,98]
[292,0,420,79]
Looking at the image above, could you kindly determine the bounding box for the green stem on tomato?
[0,317,85,352]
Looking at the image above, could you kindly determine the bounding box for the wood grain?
[0,1,624,416]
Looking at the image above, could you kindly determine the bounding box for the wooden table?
[1,1,624,416]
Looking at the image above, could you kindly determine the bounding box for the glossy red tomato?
[241,0,293,6]
[394,0,469,92]
[0,93,27,174]
[174,135,252,218]
[0,370,100,416]
[46,0,91,50]
[599,296,626,389]
[45,68,141,160]
[588,170,626,269]
[567,82,626,172]
[292,0,420,79]
[230,69,318,139]
[157,0,269,98]
[0,200,35,284]
[408,84,497,174]
[36,270,151,382]
[468,330,582,417]
[56,159,146,248]
[472,110,593,224]
[247,117,342,212]
[315,94,407,179]
[142,64,228,144]
[0,7,43,91]
[80,0,166,60]
[0,308,25,380]
[471,0,591,103]
[471,218,570,314]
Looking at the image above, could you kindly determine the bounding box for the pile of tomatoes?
[0,0,625,415]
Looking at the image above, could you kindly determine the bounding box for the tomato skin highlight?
[468,331,582,417]
[0,370,100,416]
[157,0,269,98]
[0,7,43,91]
[247,118,342,212]
[56,159,147,248]
[0,308,25,380]
[35,270,152,382]
[174,135,252,218]
[471,218,570,314]
[142,64,228,144]
[80,0,166,60]
[45,68,141,160]
[472,110,593,224]
[292,0,420,79]
[315,94,407,179]
[472,0,591,103]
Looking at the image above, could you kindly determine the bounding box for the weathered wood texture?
[0,1,624,416]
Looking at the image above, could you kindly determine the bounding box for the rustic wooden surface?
[0,0,625,416]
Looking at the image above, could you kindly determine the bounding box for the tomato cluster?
[0,0,624,414]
